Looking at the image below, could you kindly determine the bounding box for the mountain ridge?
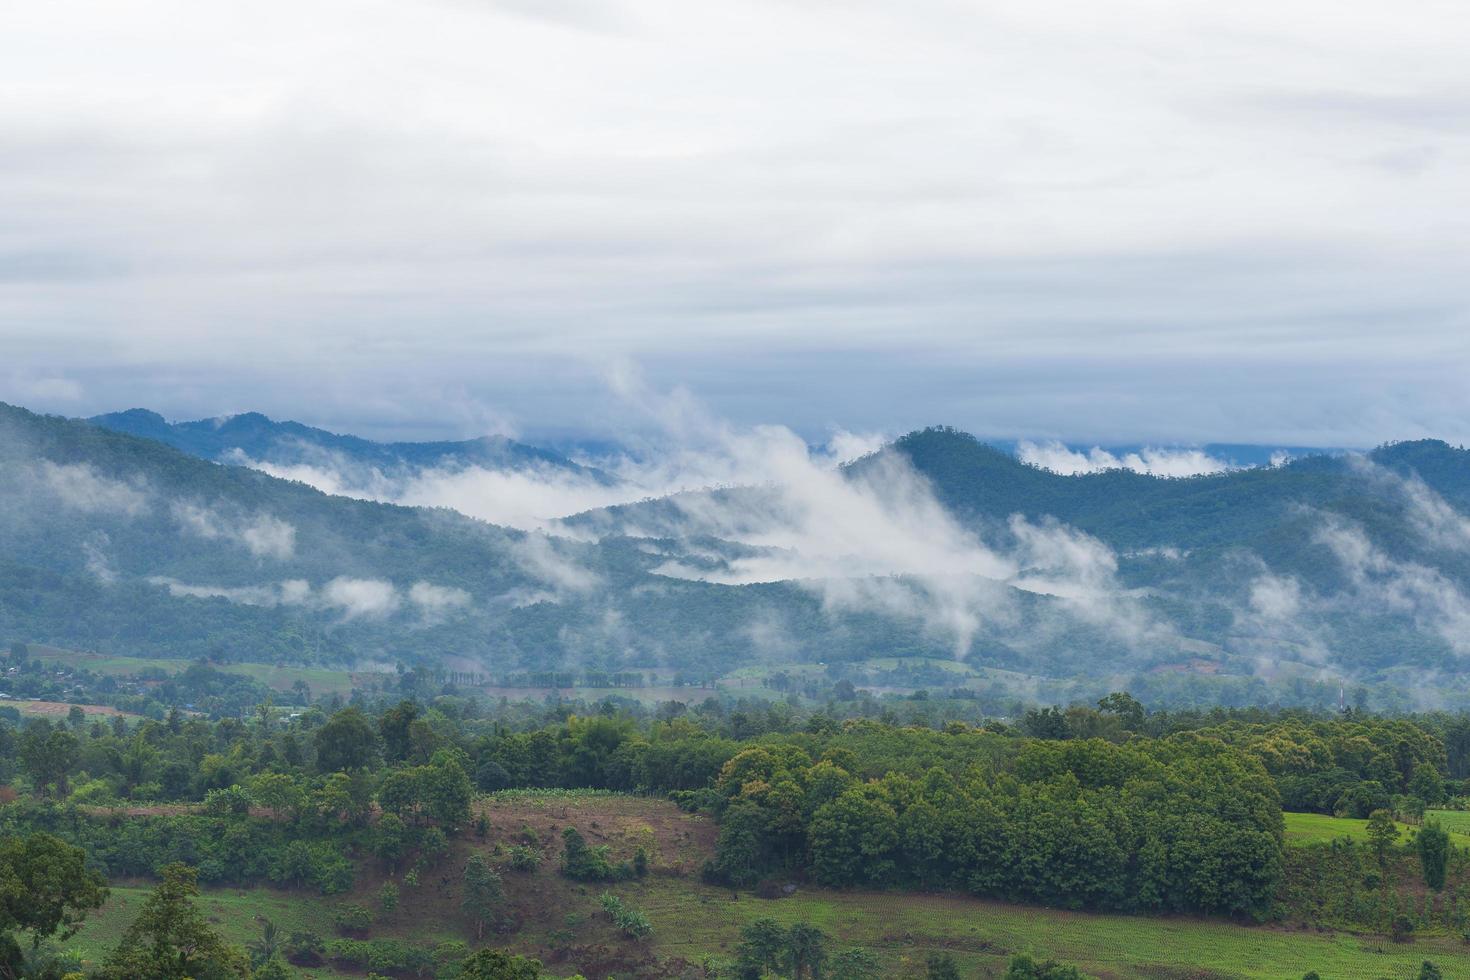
[87,408,617,484]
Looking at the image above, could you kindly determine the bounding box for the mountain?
[87,408,616,484]
[9,404,1470,710]
[8,403,1075,679]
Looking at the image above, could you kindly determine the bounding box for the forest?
[2,661,1470,977]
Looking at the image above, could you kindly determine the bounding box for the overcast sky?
[2,0,1468,446]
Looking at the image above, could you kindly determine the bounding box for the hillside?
[57,792,1470,979]
[9,403,1470,708]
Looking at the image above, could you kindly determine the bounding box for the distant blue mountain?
[87,408,616,483]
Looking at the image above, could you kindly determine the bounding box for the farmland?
[57,794,1470,979]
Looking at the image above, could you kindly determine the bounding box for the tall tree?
[0,832,108,980]
[100,863,250,980]
[785,922,828,980]
[19,723,79,799]
[313,707,377,773]
[1417,821,1450,892]
[461,854,504,941]
[1366,809,1399,868]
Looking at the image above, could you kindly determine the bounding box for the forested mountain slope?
[7,404,1470,708]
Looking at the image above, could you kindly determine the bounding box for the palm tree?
[246,915,281,967]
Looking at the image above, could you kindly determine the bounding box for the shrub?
[378,880,399,915]
[332,903,373,935]
[599,892,653,940]
[203,784,252,816]
[507,844,539,872]
[561,827,629,882]
[284,930,325,966]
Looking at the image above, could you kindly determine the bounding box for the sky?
[2,0,1468,447]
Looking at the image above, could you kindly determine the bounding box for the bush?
[284,930,325,966]
[332,903,373,935]
[507,844,539,872]
[561,827,630,882]
[1004,954,1084,980]
[203,785,252,817]
[598,892,653,940]
[378,880,399,914]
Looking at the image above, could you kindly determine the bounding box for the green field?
[55,797,1470,980]
[1426,809,1470,835]
[67,869,1470,980]
[20,644,371,699]
[639,878,1470,980]
[1284,811,1470,848]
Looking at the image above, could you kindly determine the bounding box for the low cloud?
[37,462,149,516]
[321,576,400,619]
[82,532,117,584]
[1249,572,1304,622]
[408,580,473,617]
[1316,516,1470,655]
[511,532,601,597]
[148,576,312,607]
[1016,441,1233,478]
[171,501,296,559]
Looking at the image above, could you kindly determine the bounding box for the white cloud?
[1249,572,1303,621]
[171,501,296,558]
[408,580,472,616]
[3,0,1469,445]
[147,576,312,606]
[82,532,117,583]
[1316,517,1470,655]
[37,462,149,516]
[1016,441,1233,477]
[320,577,400,618]
[511,533,601,596]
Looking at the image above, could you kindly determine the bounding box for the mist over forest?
[1,398,1466,713]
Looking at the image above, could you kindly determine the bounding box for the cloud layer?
[2,1,1469,445]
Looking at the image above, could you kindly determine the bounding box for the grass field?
[3,699,138,718]
[1426,809,1470,835]
[20,644,373,699]
[1283,811,1470,849]
[56,797,1470,980]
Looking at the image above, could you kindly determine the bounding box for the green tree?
[785,922,827,980]
[1096,691,1145,729]
[244,917,280,968]
[248,773,305,822]
[101,863,250,979]
[927,951,961,980]
[462,854,504,941]
[0,832,107,977]
[1418,962,1443,980]
[19,723,79,799]
[1366,809,1399,867]
[829,947,881,980]
[808,789,898,886]
[1004,953,1084,980]
[314,706,378,773]
[378,880,400,916]
[372,813,410,868]
[1409,764,1446,806]
[423,749,474,829]
[379,700,421,763]
[735,918,787,978]
[456,946,543,980]
[1416,821,1450,891]
[250,958,291,980]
